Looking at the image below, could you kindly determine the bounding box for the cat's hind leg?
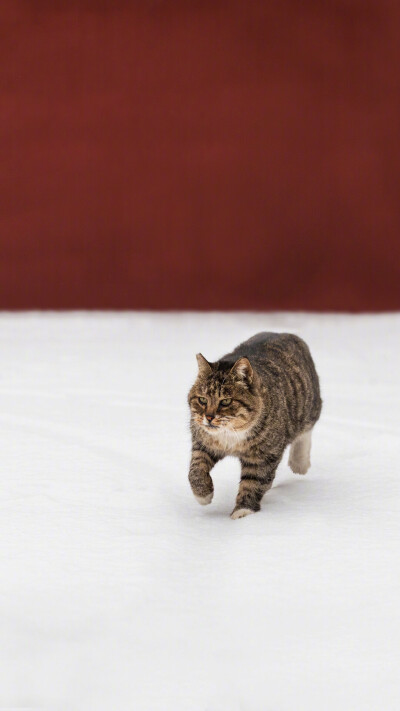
[288,429,312,475]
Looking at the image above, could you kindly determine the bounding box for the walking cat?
[187,332,322,519]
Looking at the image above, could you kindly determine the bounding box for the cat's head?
[188,353,262,434]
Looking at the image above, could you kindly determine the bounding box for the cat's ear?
[230,357,253,384]
[196,353,212,376]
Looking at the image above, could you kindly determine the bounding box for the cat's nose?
[206,414,215,422]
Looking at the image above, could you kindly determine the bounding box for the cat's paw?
[288,457,310,475]
[230,507,256,520]
[194,492,213,505]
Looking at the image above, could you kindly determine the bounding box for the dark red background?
[1,0,399,310]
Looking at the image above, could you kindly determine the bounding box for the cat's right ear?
[196,353,212,376]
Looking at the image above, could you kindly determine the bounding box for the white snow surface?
[1,312,399,710]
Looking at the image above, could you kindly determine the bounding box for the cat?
[187,332,322,519]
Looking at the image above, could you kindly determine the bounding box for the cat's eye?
[220,398,232,407]
[198,397,207,406]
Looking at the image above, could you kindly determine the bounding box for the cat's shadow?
[195,475,318,519]
[272,477,311,493]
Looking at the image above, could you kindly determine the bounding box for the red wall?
[1,0,399,310]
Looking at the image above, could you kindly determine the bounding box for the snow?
[0,311,399,710]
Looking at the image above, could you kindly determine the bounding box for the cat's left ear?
[196,353,212,376]
[230,357,253,385]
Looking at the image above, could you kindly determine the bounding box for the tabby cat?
[187,332,322,519]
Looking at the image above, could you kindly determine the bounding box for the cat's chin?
[202,423,221,432]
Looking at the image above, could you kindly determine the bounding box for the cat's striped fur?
[188,332,322,519]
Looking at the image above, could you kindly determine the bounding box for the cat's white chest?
[205,426,249,453]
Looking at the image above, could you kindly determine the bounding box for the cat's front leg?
[189,448,219,505]
[231,454,282,519]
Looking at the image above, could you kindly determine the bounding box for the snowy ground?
[0,312,399,711]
